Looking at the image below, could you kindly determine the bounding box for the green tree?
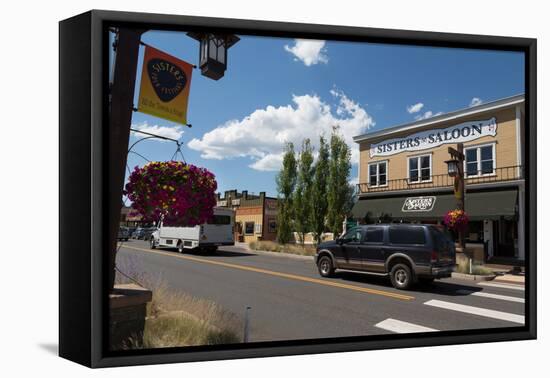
[293,139,314,245]
[327,127,352,237]
[276,142,297,244]
[310,135,330,244]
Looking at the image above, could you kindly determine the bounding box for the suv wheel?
[390,263,413,290]
[317,256,334,277]
[150,237,156,249]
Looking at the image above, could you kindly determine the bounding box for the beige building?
[216,190,278,243]
[352,94,525,264]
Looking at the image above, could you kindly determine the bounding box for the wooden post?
[108,28,145,292]
[449,143,466,248]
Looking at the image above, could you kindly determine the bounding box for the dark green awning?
[352,190,517,221]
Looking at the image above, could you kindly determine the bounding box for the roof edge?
[353,93,524,143]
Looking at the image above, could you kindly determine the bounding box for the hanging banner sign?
[370,117,497,157]
[402,196,436,212]
[138,45,193,125]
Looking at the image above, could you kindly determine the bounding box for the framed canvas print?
[59,10,537,368]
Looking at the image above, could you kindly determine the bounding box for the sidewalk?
[493,274,525,286]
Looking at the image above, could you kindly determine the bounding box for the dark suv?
[315,224,456,290]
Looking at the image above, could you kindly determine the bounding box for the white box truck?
[150,207,235,253]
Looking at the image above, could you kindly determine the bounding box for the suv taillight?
[431,250,438,263]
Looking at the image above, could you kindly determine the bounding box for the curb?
[451,272,496,281]
[493,279,525,286]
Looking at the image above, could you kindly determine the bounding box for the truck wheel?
[177,242,184,254]
[150,238,156,249]
[317,256,334,277]
[390,263,413,290]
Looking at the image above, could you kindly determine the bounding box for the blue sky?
[113,30,525,199]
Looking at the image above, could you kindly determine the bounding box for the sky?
[112,30,525,199]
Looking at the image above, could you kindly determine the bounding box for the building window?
[368,161,387,187]
[268,218,277,233]
[245,222,255,235]
[465,144,495,177]
[208,215,231,225]
[408,154,431,182]
[255,223,262,234]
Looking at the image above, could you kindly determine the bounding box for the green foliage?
[276,142,297,244]
[293,139,315,245]
[310,135,330,244]
[326,128,352,237]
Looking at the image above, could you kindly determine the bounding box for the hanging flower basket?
[124,161,217,227]
[443,209,469,232]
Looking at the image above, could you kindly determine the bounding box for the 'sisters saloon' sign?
[370,118,497,157]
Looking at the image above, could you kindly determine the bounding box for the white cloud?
[131,121,185,141]
[187,90,374,171]
[406,102,424,114]
[284,39,328,66]
[470,97,483,107]
[414,110,443,121]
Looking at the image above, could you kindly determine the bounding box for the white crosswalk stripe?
[456,290,525,303]
[375,318,438,333]
[424,299,524,324]
[478,282,525,291]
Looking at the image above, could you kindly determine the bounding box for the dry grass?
[115,255,241,349]
[455,261,494,276]
[249,240,316,256]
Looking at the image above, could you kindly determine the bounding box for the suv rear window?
[389,226,426,245]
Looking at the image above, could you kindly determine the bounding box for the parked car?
[117,226,130,241]
[131,227,144,239]
[314,224,456,290]
[141,227,157,241]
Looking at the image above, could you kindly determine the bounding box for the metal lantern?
[187,32,240,80]
[445,158,460,177]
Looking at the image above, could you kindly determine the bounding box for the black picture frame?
[59,9,537,368]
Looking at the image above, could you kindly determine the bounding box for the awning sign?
[402,196,436,212]
[370,118,497,157]
[138,45,193,125]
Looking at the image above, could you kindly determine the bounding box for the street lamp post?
[445,143,466,248]
[107,29,240,291]
[108,28,145,292]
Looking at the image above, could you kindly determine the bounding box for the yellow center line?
[122,244,415,301]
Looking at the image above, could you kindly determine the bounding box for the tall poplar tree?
[327,128,352,237]
[310,135,329,244]
[276,142,297,244]
[293,139,314,245]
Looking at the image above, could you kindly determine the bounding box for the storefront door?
[483,220,494,258]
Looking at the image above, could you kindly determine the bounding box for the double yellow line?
[122,245,415,301]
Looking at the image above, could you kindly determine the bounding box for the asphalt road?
[116,240,526,343]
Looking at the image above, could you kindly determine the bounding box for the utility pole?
[108,28,145,291]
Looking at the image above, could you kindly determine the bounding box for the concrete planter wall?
[109,283,152,350]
